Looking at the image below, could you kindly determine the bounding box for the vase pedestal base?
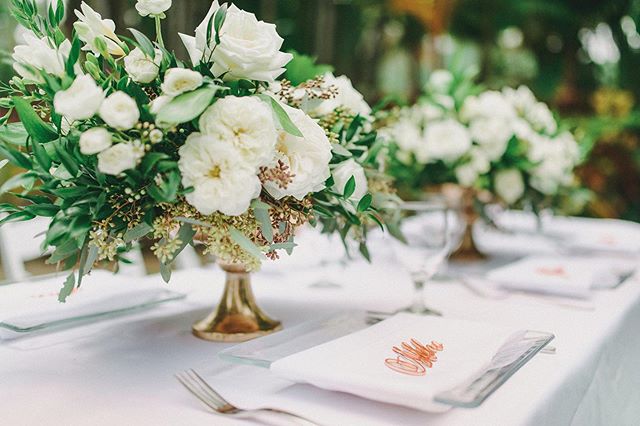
[192,263,282,342]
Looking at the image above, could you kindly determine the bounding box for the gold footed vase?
[192,263,282,342]
[444,185,487,261]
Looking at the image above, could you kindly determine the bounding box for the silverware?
[175,369,320,426]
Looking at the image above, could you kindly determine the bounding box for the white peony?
[74,2,125,57]
[311,73,372,117]
[332,159,368,203]
[12,32,71,82]
[161,68,203,97]
[99,91,140,130]
[423,118,472,163]
[178,133,261,216]
[79,128,112,155]
[198,96,277,168]
[124,47,163,84]
[494,169,525,204]
[468,117,514,161]
[180,1,292,82]
[460,91,516,123]
[264,105,332,200]
[54,75,105,121]
[98,143,143,175]
[135,0,172,17]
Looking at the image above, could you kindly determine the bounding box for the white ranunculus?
[469,117,514,161]
[311,73,372,117]
[426,70,454,93]
[74,2,125,57]
[161,68,203,97]
[99,91,140,130]
[181,1,292,82]
[124,47,163,84]
[97,143,142,175]
[460,91,516,123]
[199,96,277,168]
[178,133,261,216]
[12,32,71,82]
[135,0,172,17]
[423,118,472,163]
[332,159,368,203]
[264,105,332,200]
[54,75,105,121]
[79,128,112,155]
[494,169,525,204]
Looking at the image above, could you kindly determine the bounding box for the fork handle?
[236,408,321,426]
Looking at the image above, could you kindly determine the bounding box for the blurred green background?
[2,0,640,220]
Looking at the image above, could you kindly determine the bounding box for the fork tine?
[175,372,223,412]
[187,369,236,412]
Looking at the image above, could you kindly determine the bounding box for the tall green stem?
[155,16,164,48]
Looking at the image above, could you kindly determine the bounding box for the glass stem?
[411,279,426,313]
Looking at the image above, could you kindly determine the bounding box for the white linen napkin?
[486,255,636,299]
[270,313,520,412]
[0,271,184,339]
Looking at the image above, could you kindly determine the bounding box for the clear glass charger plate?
[219,311,554,408]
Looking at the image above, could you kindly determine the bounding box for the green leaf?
[47,239,79,264]
[229,227,264,260]
[123,222,153,242]
[343,176,356,199]
[331,143,352,157]
[0,172,36,194]
[31,136,52,171]
[12,97,58,143]
[156,86,219,125]
[0,143,32,169]
[65,35,81,77]
[258,94,303,137]
[269,242,297,251]
[359,242,371,262]
[129,28,156,59]
[251,199,273,243]
[175,216,212,227]
[0,210,35,226]
[58,272,76,303]
[0,123,29,146]
[79,244,99,286]
[213,3,228,45]
[54,141,80,177]
[23,204,59,217]
[357,193,372,212]
[159,260,172,282]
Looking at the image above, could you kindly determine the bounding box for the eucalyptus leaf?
[0,123,29,146]
[129,28,156,59]
[123,222,153,242]
[258,94,303,137]
[229,227,264,260]
[58,272,75,303]
[251,199,273,243]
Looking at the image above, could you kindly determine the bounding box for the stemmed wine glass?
[389,200,455,315]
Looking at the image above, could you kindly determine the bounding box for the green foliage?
[284,51,334,86]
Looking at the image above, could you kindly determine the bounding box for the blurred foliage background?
[1,0,640,221]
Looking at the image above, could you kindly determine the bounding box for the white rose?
[460,91,516,123]
[79,128,112,155]
[199,96,277,168]
[74,2,125,57]
[12,32,71,82]
[98,143,142,175]
[135,0,172,17]
[180,1,292,82]
[469,117,514,161]
[161,68,203,97]
[494,169,525,204]
[124,47,163,84]
[423,118,472,163]
[311,73,372,117]
[99,91,140,130]
[54,75,105,121]
[264,106,332,200]
[178,133,261,216]
[332,159,368,203]
[426,70,454,93]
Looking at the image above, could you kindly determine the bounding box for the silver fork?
[175,369,321,426]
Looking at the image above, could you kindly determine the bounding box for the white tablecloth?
[1,221,640,426]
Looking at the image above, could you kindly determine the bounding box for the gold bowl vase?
[192,263,282,342]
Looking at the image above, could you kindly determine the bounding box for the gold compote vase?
[192,262,282,342]
[442,184,487,261]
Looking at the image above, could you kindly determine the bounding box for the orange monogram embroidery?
[384,338,444,376]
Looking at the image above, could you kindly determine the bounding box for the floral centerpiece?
[381,68,582,258]
[0,0,397,340]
